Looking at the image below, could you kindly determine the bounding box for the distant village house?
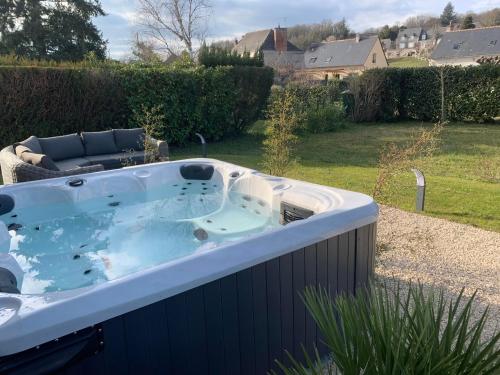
[430,26,500,66]
[233,28,387,80]
[383,26,442,58]
[232,27,304,70]
[302,35,388,79]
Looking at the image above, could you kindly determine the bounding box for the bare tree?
[136,0,211,56]
[131,33,164,63]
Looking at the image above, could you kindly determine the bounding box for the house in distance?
[233,27,387,80]
[232,27,305,70]
[430,26,500,66]
[302,34,388,79]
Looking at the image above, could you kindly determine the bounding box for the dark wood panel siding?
[58,224,376,375]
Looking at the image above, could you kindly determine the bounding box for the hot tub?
[0,159,378,374]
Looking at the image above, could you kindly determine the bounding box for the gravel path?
[375,205,500,340]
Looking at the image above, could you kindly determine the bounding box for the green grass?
[173,121,500,232]
[388,57,429,67]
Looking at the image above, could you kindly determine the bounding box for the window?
[372,53,376,63]
[309,57,317,63]
[325,56,332,63]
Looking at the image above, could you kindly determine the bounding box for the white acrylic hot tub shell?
[0,159,378,355]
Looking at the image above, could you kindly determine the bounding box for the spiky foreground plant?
[274,283,500,375]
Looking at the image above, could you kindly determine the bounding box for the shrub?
[0,64,273,147]
[304,102,346,134]
[262,87,304,176]
[281,81,348,134]
[373,122,444,202]
[274,283,500,375]
[346,65,500,123]
[345,71,385,122]
[198,44,264,67]
[132,104,166,164]
[290,80,346,108]
[0,53,121,68]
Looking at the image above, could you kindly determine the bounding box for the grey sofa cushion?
[16,136,43,154]
[114,128,145,151]
[81,130,119,156]
[39,134,85,161]
[53,158,90,171]
[85,151,146,170]
[15,145,59,171]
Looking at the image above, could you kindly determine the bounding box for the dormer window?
[325,56,332,63]
[309,57,317,63]
[489,40,497,46]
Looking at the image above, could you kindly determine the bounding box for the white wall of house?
[430,57,481,66]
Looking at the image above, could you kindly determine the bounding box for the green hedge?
[348,65,500,122]
[198,45,264,67]
[289,80,346,109]
[0,65,273,147]
[269,82,348,134]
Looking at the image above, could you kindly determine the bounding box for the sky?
[95,0,500,59]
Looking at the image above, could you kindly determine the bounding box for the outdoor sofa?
[0,129,169,184]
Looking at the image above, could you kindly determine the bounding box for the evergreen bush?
[346,65,500,122]
[198,44,264,67]
[0,64,273,146]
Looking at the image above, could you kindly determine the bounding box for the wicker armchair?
[0,146,104,184]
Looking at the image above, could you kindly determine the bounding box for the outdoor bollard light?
[195,132,207,158]
[411,168,425,212]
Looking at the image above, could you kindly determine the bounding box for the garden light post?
[195,133,207,158]
[411,168,425,212]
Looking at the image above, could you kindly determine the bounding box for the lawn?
[388,57,429,67]
[173,121,500,232]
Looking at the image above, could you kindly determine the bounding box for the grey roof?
[304,36,377,68]
[431,26,500,60]
[263,50,305,69]
[233,29,302,54]
[233,29,273,54]
[398,27,423,41]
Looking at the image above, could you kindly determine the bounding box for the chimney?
[274,26,288,53]
[355,33,360,43]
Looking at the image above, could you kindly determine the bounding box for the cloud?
[94,11,136,59]
[98,0,499,59]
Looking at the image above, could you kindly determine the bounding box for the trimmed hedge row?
[269,82,347,134]
[288,80,346,109]
[0,65,274,147]
[348,65,500,122]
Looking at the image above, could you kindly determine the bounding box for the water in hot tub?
[1,181,281,294]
